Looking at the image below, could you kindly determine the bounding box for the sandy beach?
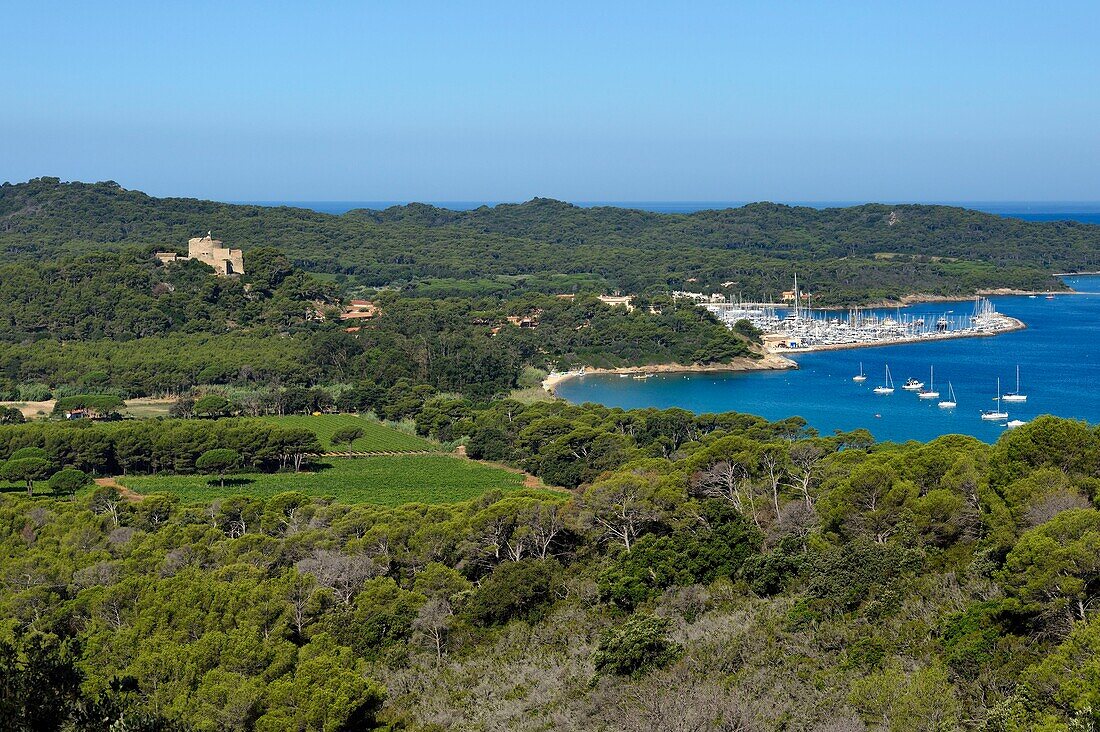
[542,352,797,393]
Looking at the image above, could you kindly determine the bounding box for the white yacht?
[1003,365,1027,402]
[873,364,895,395]
[852,362,867,382]
[981,378,1009,421]
[902,377,924,391]
[918,366,940,399]
[938,382,957,409]
[1006,419,1027,428]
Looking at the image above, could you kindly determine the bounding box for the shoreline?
[817,289,1070,310]
[768,315,1027,354]
[542,352,797,393]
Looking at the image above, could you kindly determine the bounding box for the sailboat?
[981,378,1009,421]
[852,362,867,382]
[918,366,940,399]
[873,364,895,394]
[938,382,957,408]
[1003,365,1027,402]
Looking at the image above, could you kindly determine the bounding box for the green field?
[263,414,438,453]
[118,455,546,505]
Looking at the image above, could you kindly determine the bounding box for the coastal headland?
[542,352,797,393]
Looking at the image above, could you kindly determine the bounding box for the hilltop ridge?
[2,177,1096,303]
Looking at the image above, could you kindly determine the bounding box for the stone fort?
[155,232,244,276]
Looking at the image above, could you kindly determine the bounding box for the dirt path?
[320,450,438,457]
[452,445,561,491]
[94,477,145,503]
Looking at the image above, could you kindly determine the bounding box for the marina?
[704,290,1022,352]
[555,276,1100,443]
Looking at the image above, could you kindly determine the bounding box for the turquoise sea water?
[555,276,1100,444]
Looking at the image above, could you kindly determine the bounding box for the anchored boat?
[939,382,957,409]
[981,378,1009,421]
[918,366,940,399]
[853,362,867,382]
[873,364,895,395]
[1003,365,1027,403]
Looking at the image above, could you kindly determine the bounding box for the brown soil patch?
[94,476,145,503]
[1,400,55,420]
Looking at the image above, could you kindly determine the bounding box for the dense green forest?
[3,403,1100,730]
[0,246,754,399]
[0,247,335,342]
[5,176,1100,730]
[4,178,1096,303]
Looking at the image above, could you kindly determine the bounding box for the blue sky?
[3,1,1098,202]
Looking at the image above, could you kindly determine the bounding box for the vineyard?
[117,455,546,505]
[263,414,438,453]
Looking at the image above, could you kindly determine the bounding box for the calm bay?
[555,275,1100,443]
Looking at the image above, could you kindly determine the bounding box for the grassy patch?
[508,386,553,404]
[262,414,437,452]
[117,455,549,506]
[123,398,174,419]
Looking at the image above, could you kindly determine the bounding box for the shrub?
[331,426,365,446]
[48,468,92,497]
[195,449,241,488]
[52,395,124,419]
[598,499,761,609]
[592,614,681,677]
[465,559,559,626]
[193,395,233,418]
[0,406,25,424]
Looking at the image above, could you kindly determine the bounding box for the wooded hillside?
[4,178,1095,303]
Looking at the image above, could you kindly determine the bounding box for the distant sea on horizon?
[237,199,1100,224]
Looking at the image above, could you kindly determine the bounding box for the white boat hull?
[852,376,867,382]
[981,412,1009,421]
[1002,395,1027,402]
[938,401,956,409]
[873,387,894,395]
[918,392,940,399]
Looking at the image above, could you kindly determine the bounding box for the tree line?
[0,419,322,484]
